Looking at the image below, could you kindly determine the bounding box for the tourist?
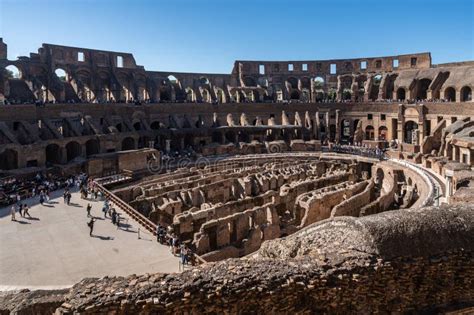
[111,209,117,225]
[86,203,92,217]
[39,192,45,206]
[23,204,31,218]
[180,244,188,265]
[63,189,68,203]
[66,191,72,205]
[87,218,95,236]
[10,205,16,221]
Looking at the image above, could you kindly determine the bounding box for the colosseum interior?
[0,39,473,314]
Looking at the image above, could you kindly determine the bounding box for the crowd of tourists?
[1,172,88,207]
[156,223,194,266]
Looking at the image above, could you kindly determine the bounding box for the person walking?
[87,218,95,237]
[18,204,23,217]
[39,192,45,206]
[10,205,16,221]
[86,203,92,217]
[23,204,31,218]
[66,191,72,205]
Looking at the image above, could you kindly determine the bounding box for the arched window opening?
[65,141,82,162]
[396,88,406,101]
[85,139,100,156]
[5,65,21,79]
[461,86,472,102]
[55,68,67,82]
[444,87,456,102]
[416,79,432,100]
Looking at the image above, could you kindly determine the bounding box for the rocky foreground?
[1,204,473,314]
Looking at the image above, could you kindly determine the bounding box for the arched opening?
[122,137,135,150]
[253,90,261,102]
[216,89,226,103]
[199,77,210,85]
[396,87,406,101]
[85,139,100,156]
[342,88,352,101]
[65,141,82,162]
[55,68,67,82]
[329,124,336,142]
[315,91,324,102]
[150,121,161,130]
[404,121,419,144]
[461,86,472,102]
[340,119,351,141]
[327,88,337,101]
[0,149,18,170]
[370,74,382,100]
[287,77,299,89]
[185,87,195,102]
[416,79,432,100]
[314,76,324,89]
[243,77,256,87]
[133,122,141,131]
[444,87,456,102]
[378,126,388,141]
[167,75,178,84]
[45,144,62,165]
[290,90,300,100]
[115,123,123,132]
[159,86,172,102]
[258,77,269,88]
[202,89,211,102]
[5,65,21,79]
[365,125,375,140]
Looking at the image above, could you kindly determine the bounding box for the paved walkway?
[0,189,180,290]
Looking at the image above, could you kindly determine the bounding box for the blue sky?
[1,0,473,73]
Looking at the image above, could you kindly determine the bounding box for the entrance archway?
[45,144,62,165]
[461,86,472,102]
[404,121,419,144]
[396,88,406,101]
[444,87,456,102]
[85,139,100,156]
[66,141,82,162]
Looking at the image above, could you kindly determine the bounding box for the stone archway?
[66,141,82,162]
[45,144,62,165]
[85,139,100,157]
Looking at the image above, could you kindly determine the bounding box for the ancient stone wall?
[1,204,472,314]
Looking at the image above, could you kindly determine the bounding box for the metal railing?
[95,181,207,265]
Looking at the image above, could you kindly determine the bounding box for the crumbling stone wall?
[1,204,472,314]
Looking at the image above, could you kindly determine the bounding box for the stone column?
[335,110,341,143]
